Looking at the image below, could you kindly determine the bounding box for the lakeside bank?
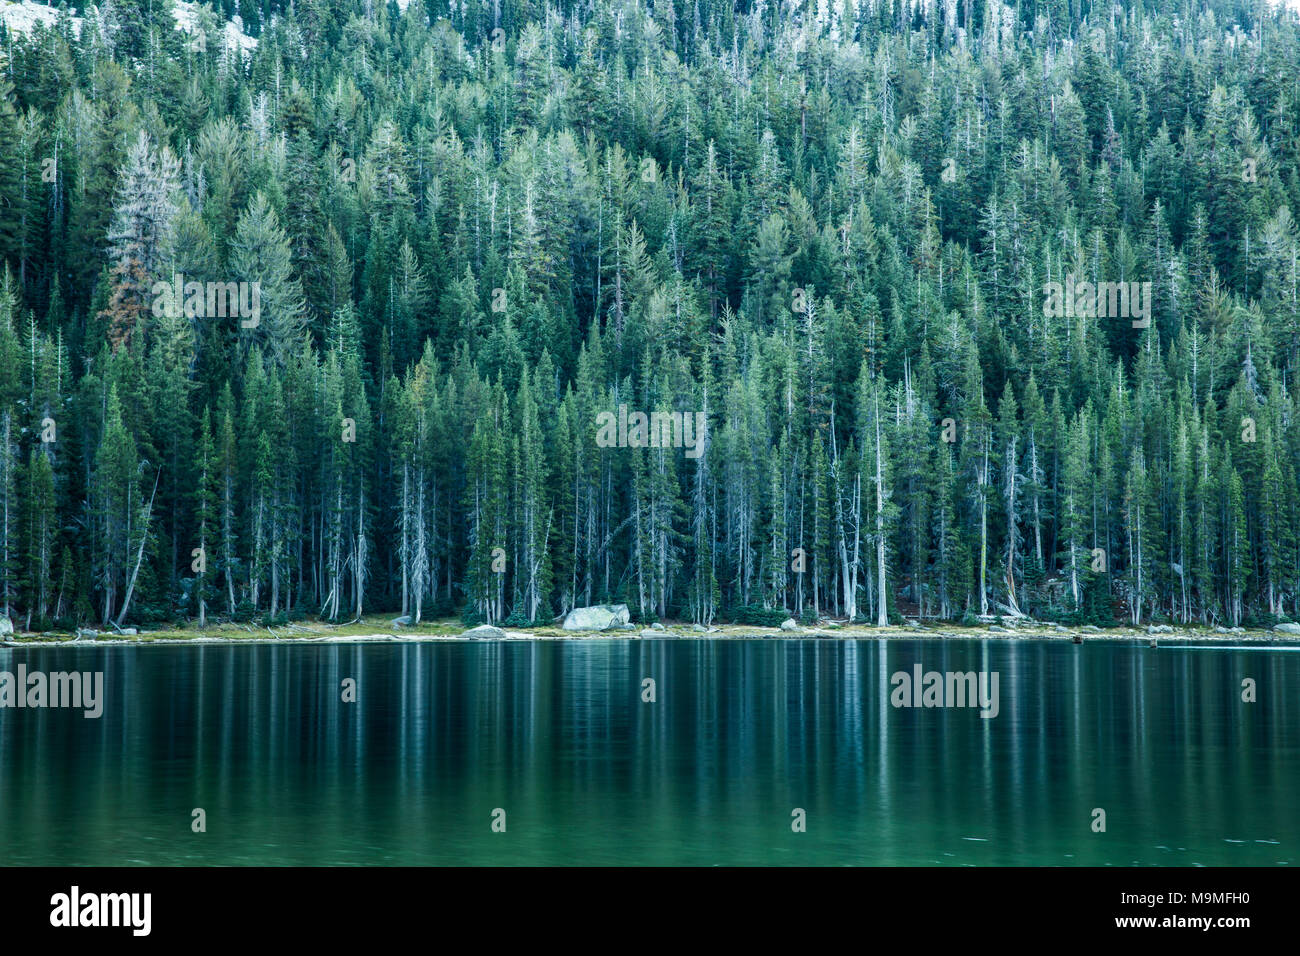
[4,618,1299,647]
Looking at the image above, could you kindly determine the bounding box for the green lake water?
[0,638,1296,865]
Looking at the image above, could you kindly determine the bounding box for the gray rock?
[780,618,799,631]
[1273,622,1300,635]
[1081,625,1102,632]
[461,624,506,639]
[76,628,98,640]
[639,629,662,638]
[0,616,12,637]
[562,604,631,630]
[987,625,1009,633]
[391,615,412,627]
[651,622,665,630]
[1146,624,1173,634]
[692,624,707,632]
[119,627,137,636]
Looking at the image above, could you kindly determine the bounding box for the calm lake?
[1,638,1296,866]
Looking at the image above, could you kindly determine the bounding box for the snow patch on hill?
[172,0,257,57]
[1,1,256,58]
[0,0,83,36]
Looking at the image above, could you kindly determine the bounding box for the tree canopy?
[0,0,1299,630]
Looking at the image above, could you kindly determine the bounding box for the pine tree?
[1224,457,1250,627]
[104,131,180,313]
[193,407,217,627]
[20,448,56,626]
[216,386,240,614]
[229,193,309,369]
[93,385,139,623]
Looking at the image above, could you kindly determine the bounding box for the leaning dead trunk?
[115,467,161,629]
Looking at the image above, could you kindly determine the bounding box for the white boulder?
[562,604,631,630]
[461,624,506,639]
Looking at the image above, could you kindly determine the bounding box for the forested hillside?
[0,0,1298,630]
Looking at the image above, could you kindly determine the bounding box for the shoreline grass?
[4,616,1298,646]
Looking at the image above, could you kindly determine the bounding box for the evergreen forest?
[1,0,1299,632]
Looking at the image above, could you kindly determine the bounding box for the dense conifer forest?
[0,0,1299,631]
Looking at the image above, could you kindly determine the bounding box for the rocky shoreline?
[4,620,1300,648]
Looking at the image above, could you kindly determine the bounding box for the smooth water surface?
[1,639,1295,865]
